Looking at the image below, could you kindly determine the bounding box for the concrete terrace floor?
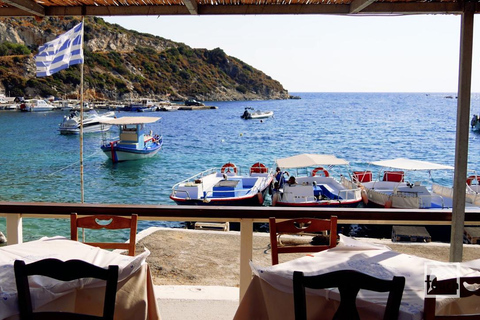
[137,227,240,319]
[154,285,239,319]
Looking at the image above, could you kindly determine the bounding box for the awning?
[100,117,161,125]
[276,154,349,169]
[370,158,454,171]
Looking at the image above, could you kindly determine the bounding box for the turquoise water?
[1,92,479,241]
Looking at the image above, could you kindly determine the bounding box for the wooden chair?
[14,258,118,320]
[71,213,138,256]
[424,276,480,320]
[269,216,338,265]
[293,270,405,320]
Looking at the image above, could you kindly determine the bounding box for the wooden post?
[239,218,253,300]
[450,1,475,262]
[6,214,23,245]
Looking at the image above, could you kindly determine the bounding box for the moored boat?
[100,116,163,163]
[170,162,273,206]
[273,154,363,207]
[241,107,274,120]
[58,110,116,135]
[19,99,55,112]
[354,158,455,209]
[432,173,480,209]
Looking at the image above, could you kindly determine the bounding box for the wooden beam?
[0,2,468,17]
[183,0,198,15]
[349,0,376,14]
[450,1,475,263]
[41,5,191,16]
[1,0,44,16]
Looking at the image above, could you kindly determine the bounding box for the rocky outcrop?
[0,17,289,101]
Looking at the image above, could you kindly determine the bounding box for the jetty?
[178,105,218,110]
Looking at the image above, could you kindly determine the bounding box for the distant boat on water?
[241,107,274,120]
[19,99,55,112]
[58,110,116,135]
[100,116,163,163]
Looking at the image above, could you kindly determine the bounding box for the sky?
[104,14,480,93]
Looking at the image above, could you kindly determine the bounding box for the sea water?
[1,92,479,241]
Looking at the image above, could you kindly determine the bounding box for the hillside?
[0,17,289,101]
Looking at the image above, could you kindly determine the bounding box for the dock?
[391,226,431,242]
[178,105,218,110]
[464,227,480,244]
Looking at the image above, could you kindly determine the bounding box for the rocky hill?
[0,17,289,101]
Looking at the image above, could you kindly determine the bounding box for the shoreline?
[136,227,480,287]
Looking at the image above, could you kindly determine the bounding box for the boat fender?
[312,167,330,177]
[110,141,117,163]
[257,192,264,205]
[384,199,393,208]
[221,162,238,174]
[361,187,368,205]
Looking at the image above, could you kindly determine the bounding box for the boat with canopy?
[100,116,163,163]
[273,154,363,207]
[352,158,456,209]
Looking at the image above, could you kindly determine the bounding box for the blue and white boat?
[170,162,273,205]
[100,116,163,163]
[273,154,363,207]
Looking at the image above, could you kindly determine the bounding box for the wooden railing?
[2,201,480,299]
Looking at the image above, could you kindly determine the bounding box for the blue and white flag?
[35,22,84,77]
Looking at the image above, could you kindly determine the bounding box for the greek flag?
[35,22,84,77]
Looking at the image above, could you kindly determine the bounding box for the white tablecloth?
[0,236,159,320]
[234,235,480,320]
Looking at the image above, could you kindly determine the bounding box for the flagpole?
[80,16,85,203]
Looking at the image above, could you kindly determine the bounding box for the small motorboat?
[273,154,363,207]
[170,162,273,206]
[241,107,274,120]
[354,158,455,209]
[19,99,55,112]
[100,116,163,163]
[58,110,116,135]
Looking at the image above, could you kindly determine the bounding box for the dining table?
[234,235,480,320]
[0,236,161,320]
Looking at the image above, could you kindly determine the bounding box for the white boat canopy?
[370,158,454,171]
[100,117,161,125]
[276,154,349,169]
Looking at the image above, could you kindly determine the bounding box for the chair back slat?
[71,213,138,256]
[293,270,405,320]
[269,216,337,265]
[14,258,118,320]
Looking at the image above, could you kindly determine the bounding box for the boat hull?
[59,123,113,135]
[171,188,268,206]
[274,198,361,207]
[101,142,162,162]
